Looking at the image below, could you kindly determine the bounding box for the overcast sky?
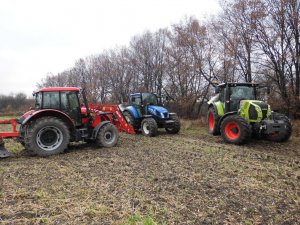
[0,0,220,96]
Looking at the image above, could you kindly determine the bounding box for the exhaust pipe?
[0,139,13,159]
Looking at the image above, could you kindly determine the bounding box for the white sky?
[0,0,220,97]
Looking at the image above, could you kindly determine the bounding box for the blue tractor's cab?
[122,93,180,136]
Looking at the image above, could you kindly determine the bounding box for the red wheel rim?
[225,122,240,140]
[209,112,214,130]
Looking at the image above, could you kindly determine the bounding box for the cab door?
[61,91,82,126]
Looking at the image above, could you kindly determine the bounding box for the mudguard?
[209,101,225,117]
[92,121,111,139]
[125,106,140,119]
[20,109,75,127]
[217,111,238,127]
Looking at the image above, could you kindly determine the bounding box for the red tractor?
[0,87,134,158]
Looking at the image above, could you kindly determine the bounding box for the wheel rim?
[208,112,215,130]
[142,122,150,135]
[225,122,240,140]
[36,126,63,151]
[103,130,115,144]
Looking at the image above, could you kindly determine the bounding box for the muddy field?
[0,122,299,224]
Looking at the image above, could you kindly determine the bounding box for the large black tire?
[220,115,251,145]
[265,112,292,142]
[207,107,220,136]
[123,111,137,130]
[141,118,158,137]
[165,114,181,134]
[96,123,119,147]
[25,117,70,156]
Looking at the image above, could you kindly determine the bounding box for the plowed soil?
[0,123,299,224]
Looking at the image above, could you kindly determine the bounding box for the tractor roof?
[130,92,158,96]
[217,82,259,88]
[38,87,81,92]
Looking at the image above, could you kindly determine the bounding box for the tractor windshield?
[35,92,42,109]
[230,86,255,100]
[142,93,158,105]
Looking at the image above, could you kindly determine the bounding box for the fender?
[125,106,140,119]
[217,111,238,128]
[208,102,224,119]
[211,101,225,117]
[92,121,111,140]
[20,109,75,128]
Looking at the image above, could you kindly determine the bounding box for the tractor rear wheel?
[207,107,220,135]
[141,118,158,137]
[165,114,180,134]
[97,123,119,147]
[220,115,251,145]
[25,116,70,156]
[266,112,292,142]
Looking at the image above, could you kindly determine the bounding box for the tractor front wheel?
[220,115,251,145]
[141,118,158,137]
[165,114,180,134]
[207,107,220,135]
[25,117,70,156]
[97,123,119,147]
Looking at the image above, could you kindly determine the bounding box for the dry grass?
[292,119,300,137]
[0,120,299,224]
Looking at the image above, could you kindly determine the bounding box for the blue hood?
[147,105,169,118]
[148,105,168,113]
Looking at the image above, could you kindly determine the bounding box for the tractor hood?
[148,105,168,113]
[239,100,271,122]
[148,105,169,118]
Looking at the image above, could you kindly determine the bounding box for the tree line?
[35,0,300,117]
[0,93,34,115]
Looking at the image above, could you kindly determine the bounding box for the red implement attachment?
[88,104,135,134]
[0,118,19,138]
[0,118,18,158]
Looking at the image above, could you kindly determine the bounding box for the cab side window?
[68,92,80,110]
[35,92,42,109]
[43,92,60,109]
[132,96,141,105]
[61,92,68,110]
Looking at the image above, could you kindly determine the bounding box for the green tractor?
[207,82,292,144]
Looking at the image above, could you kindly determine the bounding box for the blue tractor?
[121,93,180,136]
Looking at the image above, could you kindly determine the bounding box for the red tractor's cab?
[32,87,84,126]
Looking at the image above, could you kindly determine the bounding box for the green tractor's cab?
[207,82,292,144]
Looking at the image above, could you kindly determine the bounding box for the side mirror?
[215,87,220,94]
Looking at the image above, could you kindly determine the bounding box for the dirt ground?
[0,123,299,225]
